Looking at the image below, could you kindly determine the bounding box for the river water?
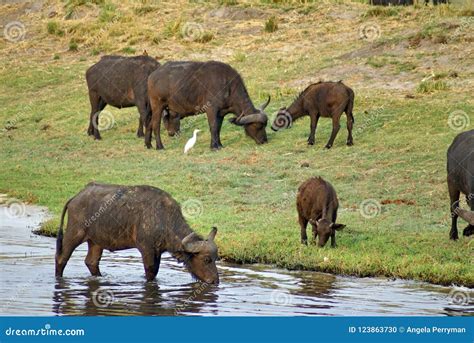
[0,205,472,316]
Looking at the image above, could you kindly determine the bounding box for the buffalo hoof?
[301,240,308,245]
[307,140,314,146]
[94,136,102,141]
[463,225,474,236]
[325,144,332,149]
[156,145,164,150]
[137,131,145,138]
[145,143,152,149]
[347,141,354,146]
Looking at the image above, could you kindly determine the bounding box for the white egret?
[184,129,200,154]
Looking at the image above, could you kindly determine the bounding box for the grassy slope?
[1,0,473,286]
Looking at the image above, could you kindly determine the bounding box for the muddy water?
[0,205,472,316]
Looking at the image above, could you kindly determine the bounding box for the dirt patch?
[207,7,265,21]
[381,199,416,205]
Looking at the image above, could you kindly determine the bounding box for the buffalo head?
[309,218,345,247]
[162,109,181,137]
[230,96,270,144]
[181,227,219,284]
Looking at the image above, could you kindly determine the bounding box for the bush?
[122,46,136,54]
[47,21,64,36]
[69,40,79,51]
[264,16,278,33]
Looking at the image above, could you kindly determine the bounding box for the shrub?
[264,16,278,33]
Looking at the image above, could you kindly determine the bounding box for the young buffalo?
[272,81,354,149]
[55,182,219,284]
[85,53,160,139]
[296,177,345,247]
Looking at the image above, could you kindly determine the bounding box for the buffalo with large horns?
[146,61,270,150]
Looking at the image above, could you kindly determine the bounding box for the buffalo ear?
[332,223,345,231]
[143,50,148,56]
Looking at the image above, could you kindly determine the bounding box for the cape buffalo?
[272,81,355,149]
[447,129,474,240]
[85,53,160,139]
[55,182,219,284]
[146,61,270,150]
[296,177,346,247]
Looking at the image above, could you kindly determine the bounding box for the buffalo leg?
[88,91,107,140]
[346,113,354,146]
[145,98,165,150]
[330,232,336,248]
[325,114,341,149]
[139,248,161,281]
[206,110,221,150]
[308,114,320,145]
[448,180,460,240]
[463,192,474,237]
[298,215,308,245]
[85,241,103,276]
[216,114,224,148]
[136,100,149,138]
[55,227,85,277]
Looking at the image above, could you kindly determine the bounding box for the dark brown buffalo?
[86,53,160,139]
[447,129,474,240]
[272,81,354,149]
[55,183,219,284]
[296,177,345,247]
[146,61,270,150]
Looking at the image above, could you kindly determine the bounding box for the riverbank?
[1,0,473,287]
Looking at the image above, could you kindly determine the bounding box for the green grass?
[0,0,473,287]
[264,16,278,33]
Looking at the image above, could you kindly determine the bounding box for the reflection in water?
[1,205,473,316]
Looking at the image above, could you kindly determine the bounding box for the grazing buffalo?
[146,61,270,150]
[272,81,354,149]
[85,53,160,139]
[447,129,474,240]
[55,182,219,284]
[296,177,345,247]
